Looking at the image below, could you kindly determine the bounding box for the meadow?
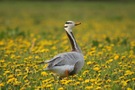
[0,2,135,90]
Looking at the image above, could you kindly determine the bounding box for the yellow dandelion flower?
[0,83,4,87]
[96,87,102,90]
[75,81,80,85]
[114,55,119,60]
[23,75,28,80]
[0,59,5,63]
[7,78,16,84]
[4,70,11,75]
[93,67,100,71]
[83,70,89,75]
[35,55,40,59]
[98,51,103,56]
[7,74,14,79]
[87,61,93,65]
[88,51,95,56]
[106,59,113,64]
[13,81,21,86]
[51,46,57,50]
[10,54,15,59]
[84,56,87,60]
[46,84,52,88]
[85,86,93,90]
[125,70,134,76]
[121,56,126,60]
[113,80,120,84]
[121,81,127,87]
[40,49,49,53]
[41,72,48,76]
[25,67,29,73]
[90,79,96,83]
[104,85,111,88]
[0,41,4,45]
[130,41,135,47]
[43,64,48,69]
[106,79,111,83]
[132,78,135,81]
[24,79,29,83]
[84,79,90,83]
[58,87,64,90]
[20,86,26,90]
[127,87,132,90]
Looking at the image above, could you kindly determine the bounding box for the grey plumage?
[43,21,84,77]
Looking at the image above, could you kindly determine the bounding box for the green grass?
[0,2,135,90]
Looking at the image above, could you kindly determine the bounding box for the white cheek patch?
[65,28,72,32]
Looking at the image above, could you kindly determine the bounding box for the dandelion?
[7,77,17,84]
[121,81,127,87]
[35,55,40,59]
[90,79,96,83]
[13,81,21,86]
[46,84,52,88]
[106,59,113,64]
[114,55,119,60]
[87,61,93,65]
[84,79,90,83]
[75,82,80,85]
[3,70,11,75]
[0,59,5,63]
[41,72,48,76]
[40,49,49,53]
[127,87,132,90]
[0,83,4,87]
[51,46,57,50]
[132,78,135,81]
[85,86,93,90]
[7,74,14,79]
[106,79,111,83]
[93,67,100,71]
[58,87,64,90]
[96,87,102,90]
[125,70,134,76]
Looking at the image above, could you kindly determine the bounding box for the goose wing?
[45,52,83,69]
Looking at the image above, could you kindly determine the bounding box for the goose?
[42,21,84,79]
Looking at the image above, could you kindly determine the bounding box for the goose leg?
[65,70,69,77]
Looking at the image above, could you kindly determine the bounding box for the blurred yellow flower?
[0,83,4,87]
[87,61,93,65]
[0,59,5,63]
[114,55,119,60]
[85,86,93,90]
[84,79,90,83]
[7,77,17,84]
[35,55,40,59]
[121,81,127,87]
[41,72,48,76]
[127,87,132,90]
[125,70,134,76]
[93,67,100,71]
[58,87,64,90]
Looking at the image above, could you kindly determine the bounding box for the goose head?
[64,21,81,32]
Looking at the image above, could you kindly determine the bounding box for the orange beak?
[75,22,81,26]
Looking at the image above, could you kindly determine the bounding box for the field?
[0,2,135,90]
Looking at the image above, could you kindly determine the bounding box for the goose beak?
[75,22,81,26]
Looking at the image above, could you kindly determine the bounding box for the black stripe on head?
[65,22,72,24]
[64,26,68,28]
